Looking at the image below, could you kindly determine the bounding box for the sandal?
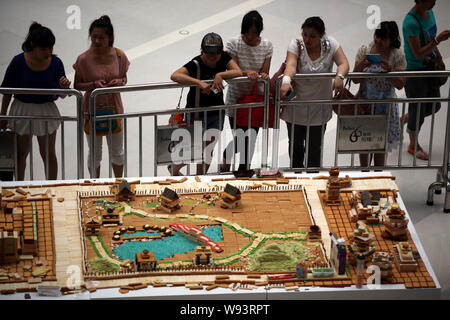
[407,145,429,160]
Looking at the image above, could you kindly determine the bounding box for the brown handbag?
[332,79,361,115]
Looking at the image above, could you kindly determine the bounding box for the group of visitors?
[1,0,449,180]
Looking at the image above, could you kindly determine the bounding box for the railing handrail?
[286,70,450,80]
[88,76,262,97]
[88,77,271,177]
[0,87,85,179]
[0,87,83,97]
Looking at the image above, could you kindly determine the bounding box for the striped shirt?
[224,36,273,114]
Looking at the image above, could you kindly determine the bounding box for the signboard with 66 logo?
[337,114,388,153]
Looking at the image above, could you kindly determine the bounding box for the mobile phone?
[366,54,381,64]
[285,90,296,101]
[211,80,228,94]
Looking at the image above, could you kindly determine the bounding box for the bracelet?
[282,75,292,85]
[433,38,440,46]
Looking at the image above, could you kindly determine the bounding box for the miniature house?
[116,180,135,202]
[194,246,212,265]
[393,242,418,272]
[0,230,19,265]
[102,207,121,226]
[371,251,393,283]
[220,184,241,209]
[307,225,322,242]
[349,191,383,223]
[135,249,157,272]
[85,218,101,236]
[158,188,181,213]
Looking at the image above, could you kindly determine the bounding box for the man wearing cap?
[170,33,242,175]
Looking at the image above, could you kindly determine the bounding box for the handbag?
[408,12,447,87]
[83,48,124,136]
[235,82,275,128]
[83,106,122,136]
[332,79,368,115]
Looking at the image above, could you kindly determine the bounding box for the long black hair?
[22,22,55,52]
[375,21,401,49]
[89,15,114,47]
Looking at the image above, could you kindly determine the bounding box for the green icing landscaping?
[89,257,120,273]
[249,242,309,271]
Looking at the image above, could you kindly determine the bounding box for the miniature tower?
[85,218,101,236]
[158,188,181,213]
[325,166,341,205]
[0,230,19,265]
[347,221,375,265]
[135,249,157,272]
[382,203,408,241]
[220,184,241,209]
[371,251,393,283]
[194,246,212,265]
[307,225,322,242]
[330,233,347,275]
[296,262,308,279]
[116,180,135,202]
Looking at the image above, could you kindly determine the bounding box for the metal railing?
[273,70,450,211]
[0,88,84,180]
[88,77,270,178]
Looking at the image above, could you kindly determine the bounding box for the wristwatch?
[336,73,345,80]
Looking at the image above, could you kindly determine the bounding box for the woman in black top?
[170,33,242,176]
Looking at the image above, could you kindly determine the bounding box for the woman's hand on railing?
[259,72,270,80]
[332,77,344,93]
[280,83,293,100]
[246,70,259,80]
[59,76,71,89]
[199,81,212,95]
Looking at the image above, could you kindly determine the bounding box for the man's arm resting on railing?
[213,59,242,91]
[171,67,211,95]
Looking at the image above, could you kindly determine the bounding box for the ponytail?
[22,22,55,52]
[89,15,114,47]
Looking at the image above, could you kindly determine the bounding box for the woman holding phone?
[353,21,406,167]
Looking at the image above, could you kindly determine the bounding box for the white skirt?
[8,99,61,136]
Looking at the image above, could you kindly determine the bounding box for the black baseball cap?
[201,32,223,54]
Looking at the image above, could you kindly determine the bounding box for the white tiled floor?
[1,0,449,299]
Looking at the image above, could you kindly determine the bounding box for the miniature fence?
[0,88,84,180]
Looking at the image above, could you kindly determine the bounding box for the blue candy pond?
[121,231,160,238]
[113,226,223,261]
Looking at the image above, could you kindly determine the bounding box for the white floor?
[1,0,449,299]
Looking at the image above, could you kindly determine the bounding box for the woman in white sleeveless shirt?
[280,17,349,169]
